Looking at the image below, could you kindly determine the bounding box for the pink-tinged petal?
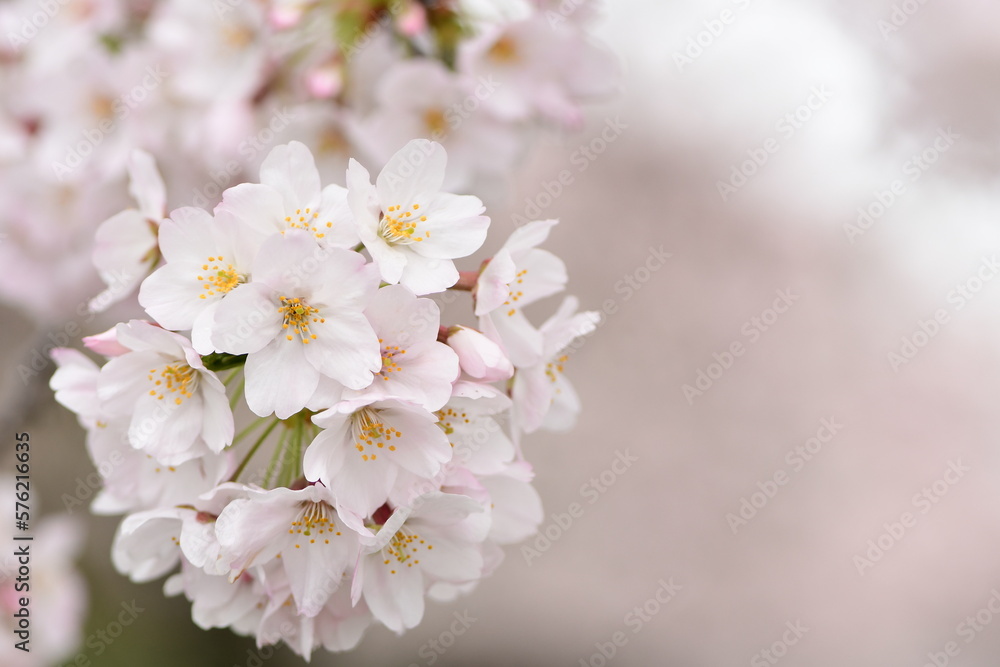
[483,308,544,368]
[214,182,287,238]
[97,349,164,416]
[200,380,234,452]
[363,226,408,285]
[416,535,483,582]
[90,208,156,311]
[541,296,600,357]
[366,342,458,411]
[481,473,543,544]
[315,587,371,652]
[114,320,186,358]
[303,421,352,487]
[158,209,216,262]
[191,301,221,355]
[361,554,425,634]
[249,229,324,295]
[378,405,452,478]
[398,253,459,295]
[304,313,381,390]
[447,326,514,381]
[112,510,185,582]
[543,373,582,432]
[259,141,322,209]
[306,375,347,412]
[502,218,558,256]
[516,247,568,306]
[474,250,517,316]
[244,338,319,418]
[128,394,205,465]
[409,195,489,260]
[282,529,355,617]
[140,262,212,331]
[346,158,380,230]
[215,498,290,575]
[332,455,398,517]
[49,348,101,418]
[408,492,485,527]
[211,283,282,354]
[82,327,130,357]
[376,139,447,207]
[364,285,436,347]
[308,247,381,311]
[128,149,166,220]
[511,364,552,434]
[316,184,360,248]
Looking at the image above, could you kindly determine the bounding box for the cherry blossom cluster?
[50,139,597,658]
[0,0,616,321]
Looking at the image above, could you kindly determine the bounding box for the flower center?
[283,207,337,241]
[423,108,448,137]
[434,406,469,439]
[488,36,519,63]
[278,296,324,344]
[351,407,400,461]
[288,501,341,549]
[504,268,528,316]
[147,362,199,405]
[379,204,429,245]
[545,354,569,383]
[381,527,432,574]
[378,339,406,380]
[197,255,244,299]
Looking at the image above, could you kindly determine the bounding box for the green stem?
[223,368,241,386]
[352,242,365,253]
[229,418,280,483]
[232,416,268,446]
[265,426,290,488]
[229,376,246,410]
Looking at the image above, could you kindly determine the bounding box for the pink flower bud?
[397,1,428,37]
[82,325,129,357]
[447,326,514,381]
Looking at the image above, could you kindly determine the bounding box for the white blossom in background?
[0,0,616,321]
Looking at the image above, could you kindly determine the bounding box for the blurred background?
[5,0,1000,665]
